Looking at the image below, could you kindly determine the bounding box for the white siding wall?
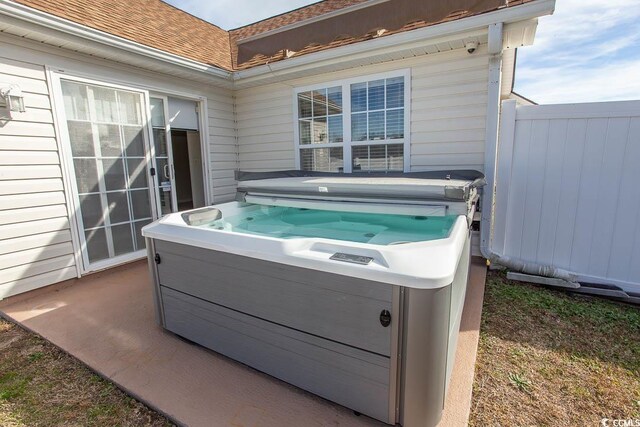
[1,35,238,204]
[236,46,490,172]
[206,88,237,201]
[0,35,236,298]
[0,57,77,298]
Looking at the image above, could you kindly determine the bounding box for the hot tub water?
[206,204,456,245]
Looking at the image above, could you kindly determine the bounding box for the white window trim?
[293,69,411,173]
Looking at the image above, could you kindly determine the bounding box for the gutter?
[0,0,232,80]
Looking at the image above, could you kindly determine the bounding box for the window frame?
[293,69,411,173]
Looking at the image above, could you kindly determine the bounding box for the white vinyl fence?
[492,100,640,294]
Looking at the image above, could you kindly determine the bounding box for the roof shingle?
[13,0,233,70]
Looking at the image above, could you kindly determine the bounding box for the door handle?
[163,164,170,179]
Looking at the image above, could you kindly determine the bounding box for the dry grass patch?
[470,271,640,426]
[0,317,174,427]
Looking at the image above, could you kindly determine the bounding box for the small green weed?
[0,372,30,400]
[508,372,532,393]
[28,352,44,362]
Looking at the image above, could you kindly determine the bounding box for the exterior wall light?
[0,84,26,114]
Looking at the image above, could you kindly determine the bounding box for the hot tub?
[142,171,483,426]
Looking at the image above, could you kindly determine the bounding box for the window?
[297,87,344,172]
[295,71,409,173]
[352,143,404,172]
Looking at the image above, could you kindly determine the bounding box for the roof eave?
[0,0,232,80]
[0,0,555,88]
[232,0,555,86]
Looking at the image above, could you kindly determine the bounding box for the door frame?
[49,72,161,274]
[149,94,179,214]
[49,71,212,275]
[156,95,214,209]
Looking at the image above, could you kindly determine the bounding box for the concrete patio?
[0,258,486,427]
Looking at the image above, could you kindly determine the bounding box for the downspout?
[479,22,578,284]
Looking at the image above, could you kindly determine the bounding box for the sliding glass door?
[60,80,156,270]
[149,96,177,214]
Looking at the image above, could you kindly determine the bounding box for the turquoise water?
[207,205,457,245]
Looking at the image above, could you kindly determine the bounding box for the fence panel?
[493,100,640,293]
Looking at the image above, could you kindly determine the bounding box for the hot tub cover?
[235,170,485,202]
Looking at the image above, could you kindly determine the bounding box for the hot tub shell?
[143,171,481,426]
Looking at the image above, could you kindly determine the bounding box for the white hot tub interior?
[202,204,458,245]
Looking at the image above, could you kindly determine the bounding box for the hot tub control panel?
[330,252,374,265]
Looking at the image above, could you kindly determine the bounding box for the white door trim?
[49,71,158,274]
[46,67,213,189]
[46,67,83,278]
[149,94,178,213]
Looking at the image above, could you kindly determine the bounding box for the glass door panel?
[150,97,177,214]
[61,80,155,267]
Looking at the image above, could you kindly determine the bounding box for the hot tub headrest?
[181,207,222,226]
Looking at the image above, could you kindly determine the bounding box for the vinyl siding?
[206,89,238,201]
[2,34,238,204]
[236,46,490,172]
[0,35,237,298]
[0,56,77,298]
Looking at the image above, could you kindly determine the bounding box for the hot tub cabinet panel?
[160,285,391,422]
[400,236,470,427]
[147,235,471,426]
[154,239,393,357]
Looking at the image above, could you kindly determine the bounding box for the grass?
[0,318,174,427]
[470,271,640,426]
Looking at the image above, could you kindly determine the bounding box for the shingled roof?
[12,0,233,69]
[11,0,534,71]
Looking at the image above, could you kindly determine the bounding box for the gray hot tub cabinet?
[146,235,471,426]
